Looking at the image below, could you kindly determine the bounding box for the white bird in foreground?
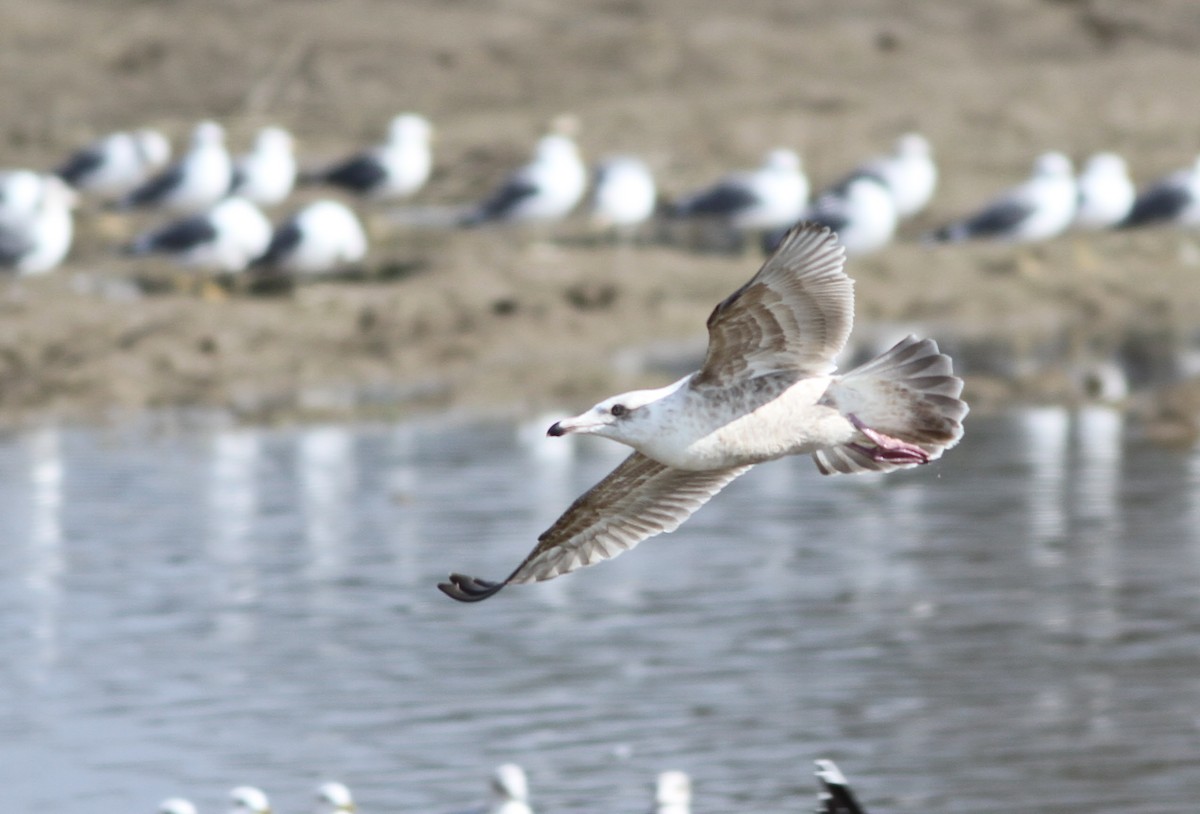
[669,148,809,232]
[315,782,355,814]
[926,151,1077,244]
[126,196,271,273]
[254,199,367,277]
[488,764,532,814]
[653,771,691,814]
[590,155,657,234]
[459,128,588,227]
[56,128,171,201]
[843,133,937,219]
[814,760,868,814]
[231,126,297,207]
[0,172,76,275]
[439,222,967,601]
[306,113,433,200]
[120,120,233,214]
[1074,152,1135,230]
[1119,156,1200,229]
[229,786,271,814]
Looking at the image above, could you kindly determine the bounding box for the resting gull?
[766,174,897,257]
[56,128,171,201]
[590,155,657,235]
[1119,156,1200,229]
[229,786,271,814]
[120,120,233,214]
[814,760,868,814]
[1074,152,1135,230]
[926,151,1076,244]
[306,113,432,200]
[158,799,198,814]
[669,148,809,232]
[653,771,691,814]
[230,126,297,207]
[254,199,367,277]
[838,133,937,219]
[459,125,587,227]
[0,172,76,275]
[439,222,967,601]
[126,196,271,273]
[487,764,533,814]
[315,782,355,814]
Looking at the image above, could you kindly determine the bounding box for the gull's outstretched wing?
[692,222,853,388]
[439,452,750,602]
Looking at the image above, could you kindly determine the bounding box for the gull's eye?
[610,404,627,417]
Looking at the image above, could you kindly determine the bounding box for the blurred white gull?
[459,122,587,227]
[126,196,271,273]
[0,172,76,275]
[229,787,271,814]
[488,764,532,814]
[254,199,367,276]
[926,151,1077,244]
[56,128,171,201]
[1119,156,1200,229]
[159,798,199,814]
[843,133,937,219]
[306,113,432,200]
[814,760,868,814]
[120,120,233,214]
[231,126,297,207]
[653,771,691,814]
[1074,152,1135,230]
[315,781,355,814]
[590,155,657,234]
[768,174,896,256]
[669,148,809,232]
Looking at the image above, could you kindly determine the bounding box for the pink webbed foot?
[847,414,931,466]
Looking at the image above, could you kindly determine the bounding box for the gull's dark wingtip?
[437,573,508,603]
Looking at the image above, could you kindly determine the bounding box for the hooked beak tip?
[547,421,565,437]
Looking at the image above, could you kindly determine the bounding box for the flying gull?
[835,133,937,219]
[459,126,588,227]
[0,172,76,275]
[590,154,657,235]
[653,771,691,814]
[229,786,271,814]
[253,199,367,277]
[1119,156,1200,229]
[230,126,297,207]
[439,222,967,601]
[126,196,271,273]
[119,120,233,214]
[926,151,1076,244]
[1074,152,1135,230]
[814,760,868,814]
[305,113,433,200]
[315,782,355,814]
[766,174,897,257]
[56,128,171,201]
[669,148,809,232]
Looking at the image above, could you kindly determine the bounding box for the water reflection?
[0,414,1196,813]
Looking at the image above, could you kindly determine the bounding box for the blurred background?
[2,1,1200,812]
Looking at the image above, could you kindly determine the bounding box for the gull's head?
[763,148,801,173]
[160,798,198,814]
[895,132,931,158]
[315,782,355,814]
[256,126,294,154]
[654,771,691,808]
[192,120,226,149]
[547,384,673,444]
[1082,151,1127,179]
[135,129,172,168]
[229,786,271,814]
[491,763,529,803]
[1033,151,1072,179]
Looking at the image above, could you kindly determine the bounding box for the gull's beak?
[547,411,604,437]
[547,421,566,437]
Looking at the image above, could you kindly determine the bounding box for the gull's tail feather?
[814,760,868,814]
[813,334,967,475]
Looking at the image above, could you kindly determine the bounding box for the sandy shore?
[3,0,1200,434]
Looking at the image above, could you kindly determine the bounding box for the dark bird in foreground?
[439,222,968,602]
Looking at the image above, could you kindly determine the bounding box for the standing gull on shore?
[766,174,897,257]
[56,128,171,201]
[0,172,76,275]
[126,196,271,273]
[590,155,657,236]
[305,113,432,201]
[439,222,967,601]
[254,199,367,277]
[669,148,809,233]
[315,782,355,814]
[119,120,233,214]
[838,133,937,219]
[229,787,271,814]
[926,152,1077,244]
[1119,156,1200,229]
[230,126,297,207]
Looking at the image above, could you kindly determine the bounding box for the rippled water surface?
[2,409,1199,813]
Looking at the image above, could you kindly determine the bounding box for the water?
[1,409,1199,814]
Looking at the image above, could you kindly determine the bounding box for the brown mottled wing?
[692,222,853,388]
[438,452,750,601]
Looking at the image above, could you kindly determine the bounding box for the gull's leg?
[847,413,930,466]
